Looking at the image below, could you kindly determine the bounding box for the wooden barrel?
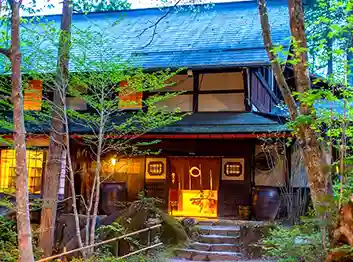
[252,186,280,220]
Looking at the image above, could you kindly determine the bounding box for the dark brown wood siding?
[149,139,255,218]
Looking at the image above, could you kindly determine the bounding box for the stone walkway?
[170,219,273,261]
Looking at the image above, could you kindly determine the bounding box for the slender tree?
[0,0,35,261]
[38,0,73,256]
[258,0,331,212]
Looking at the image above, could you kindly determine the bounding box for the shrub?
[0,216,43,261]
[0,216,18,262]
[261,216,327,262]
[70,248,172,262]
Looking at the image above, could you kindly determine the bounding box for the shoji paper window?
[118,80,142,109]
[0,149,44,194]
[24,80,43,110]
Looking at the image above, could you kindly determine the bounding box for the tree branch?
[258,0,298,121]
[136,0,182,48]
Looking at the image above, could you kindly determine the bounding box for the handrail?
[118,242,163,260]
[36,224,162,262]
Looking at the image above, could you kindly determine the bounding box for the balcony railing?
[251,70,280,114]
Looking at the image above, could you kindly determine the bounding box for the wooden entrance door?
[168,157,220,217]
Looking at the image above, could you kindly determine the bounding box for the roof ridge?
[22,0,257,19]
[133,45,290,55]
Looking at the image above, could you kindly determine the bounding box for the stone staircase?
[171,219,272,262]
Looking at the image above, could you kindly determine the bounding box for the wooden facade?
[0,1,310,220]
[61,124,306,220]
[0,67,309,220]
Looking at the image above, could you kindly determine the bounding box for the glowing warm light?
[111,158,117,166]
[24,80,43,111]
[0,149,43,194]
[169,190,218,217]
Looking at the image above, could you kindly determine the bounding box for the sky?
[22,0,240,15]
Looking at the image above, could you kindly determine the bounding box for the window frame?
[0,148,46,195]
[145,68,245,113]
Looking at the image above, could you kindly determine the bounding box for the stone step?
[189,242,243,252]
[174,248,243,261]
[197,225,240,236]
[170,259,274,262]
[196,219,265,228]
[198,234,240,244]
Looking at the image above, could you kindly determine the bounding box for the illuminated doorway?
[168,157,220,218]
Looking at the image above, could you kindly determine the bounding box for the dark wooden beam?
[193,72,199,112]
[192,67,243,74]
[286,140,292,185]
[71,133,292,140]
[242,69,251,111]
[146,89,244,96]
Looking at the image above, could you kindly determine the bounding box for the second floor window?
[24,80,43,111]
[118,80,142,110]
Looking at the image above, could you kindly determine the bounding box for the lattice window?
[0,149,44,194]
[0,150,16,193]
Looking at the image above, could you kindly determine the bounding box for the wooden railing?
[36,224,163,262]
[251,71,280,114]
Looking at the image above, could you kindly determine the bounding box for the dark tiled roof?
[0,0,290,73]
[0,112,288,135]
[153,112,288,133]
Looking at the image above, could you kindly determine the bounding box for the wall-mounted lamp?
[187,69,193,77]
[111,158,117,166]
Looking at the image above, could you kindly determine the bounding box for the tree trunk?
[288,0,330,206]
[39,0,73,256]
[89,111,105,249]
[258,0,331,213]
[9,1,35,261]
[64,115,84,253]
[89,142,102,246]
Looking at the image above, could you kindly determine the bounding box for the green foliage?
[70,247,172,262]
[333,174,353,203]
[86,194,185,261]
[0,197,13,210]
[73,0,131,13]
[262,215,327,262]
[305,0,353,83]
[21,16,186,159]
[0,216,42,262]
[0,216,18,262]
[95,193,187,257]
